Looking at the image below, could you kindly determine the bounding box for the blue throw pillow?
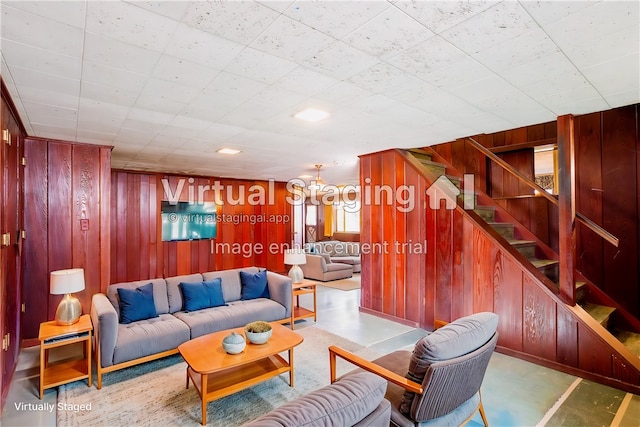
[179,278,226,312]
[240,270,270,300]
[117,282,158,324]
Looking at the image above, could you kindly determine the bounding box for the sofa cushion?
[165,273,204,313]
[117,283,158,324]
[174,299,286,339]
[179,278,226,312]
[240,269,270,300]
[203,267,260,303]
[242,371,388,426]
[108,278,169,317]
[112,314,191,365]
[400,312,498,415]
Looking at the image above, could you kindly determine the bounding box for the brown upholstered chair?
[329,312,498,426]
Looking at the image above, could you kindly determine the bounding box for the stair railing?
[466,137,619,248]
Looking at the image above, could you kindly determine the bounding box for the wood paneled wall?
[360,145,640,393]
[431,105,640,317]
[22,138,111,340]
[110,171,293,284]
[1,81,26,416]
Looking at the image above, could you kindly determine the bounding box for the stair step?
[582,302,616,329]
[488,222,514,240]
[407,149,432,163]
[474,206,496,222]
[508,239,537,259]
[418,159,447,177]
[529,258,559,282]
[613,329,640,358]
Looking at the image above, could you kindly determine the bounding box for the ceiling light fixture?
[294,108,330,122]
[309,164,326,191]
[217,148,241,155]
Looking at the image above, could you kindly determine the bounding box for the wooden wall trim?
[557,115,576,305]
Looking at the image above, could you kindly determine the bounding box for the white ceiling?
[1,1,638,185]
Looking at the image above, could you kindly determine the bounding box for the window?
[534,144,557,194]
[334,201,360,233]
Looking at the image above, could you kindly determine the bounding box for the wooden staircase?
[407,148,640,360]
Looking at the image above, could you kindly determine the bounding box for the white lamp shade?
[50,268,86,295]
[284,249,306,265]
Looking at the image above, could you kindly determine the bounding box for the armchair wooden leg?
[478,394,489,427]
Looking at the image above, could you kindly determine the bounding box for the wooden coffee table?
[178,323,304,425]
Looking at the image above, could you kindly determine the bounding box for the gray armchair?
[300,253,353,281]
[329,312,499,426]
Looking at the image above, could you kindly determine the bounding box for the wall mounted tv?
[161,201,217,241]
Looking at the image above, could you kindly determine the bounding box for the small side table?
[38,314,93,399]
[291,279,317,329]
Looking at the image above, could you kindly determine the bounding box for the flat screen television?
[161,201,217,241]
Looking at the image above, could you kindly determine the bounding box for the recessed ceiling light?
[299,174,313,179]
[294,108,330,122]
[217,148,241,155]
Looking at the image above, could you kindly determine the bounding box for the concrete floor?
[2,277,639,426]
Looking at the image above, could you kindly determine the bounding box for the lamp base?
[288,265,304,284]
[55,294,82,325]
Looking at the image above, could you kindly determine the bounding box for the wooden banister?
[465,137,619,248]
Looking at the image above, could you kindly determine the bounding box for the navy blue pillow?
[240,270,270,300]
[117,282,158,324]
[179,278,226,312]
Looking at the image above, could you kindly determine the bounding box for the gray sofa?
[91,266,291,388]
[308,240,361,272]
[242,371,390,426]
[300,253,354,281]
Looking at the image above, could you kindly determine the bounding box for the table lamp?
[284,249,306,284]
[50,268,85,325]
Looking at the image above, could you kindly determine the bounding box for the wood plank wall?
[110,171,293,284]
[1,83,26,416]
[431,106,640,317]
[360,144,640,393]
[22,138,111,340]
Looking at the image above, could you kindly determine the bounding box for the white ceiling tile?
[30,124,77,140]
[394,0,498,34]
[603,88,640,108]
[138,77,201,105]
[441,1,538,55]
[163,23,243,70]
[386,35,466,77]
[80,81,138,106]
[420,56,493,90]
[202,71,268,102]
[273,67,340,96]
[303,41,380,80]
[22,100,77,121]
[9,65,80,96]
[1,39,82,79]
[343,6,434,58]
[282,0,391,39]
[114,128,155,146]
[249,86,306,110]
[557,24,640,69]
[348,63,423,99]
[85,1,179,52]
[134,95,186,115]
[544,1,639,45]
[81,61,148,93]
[500,51,580,87]
[250,15,336,63]
[1,3,84,56]
[182,1,280,45]
[582,53,640,98]
[256,1,295,14]
[314,81,374,106]
[473,28,560,72]
[225,48,298,85]
[2,1,86,29]
[193,122,245,143]
[83,32,162,75]
[519,1,598,26]
[166,115,211,133]
[9,84,79,110]
[125,1,191,21]
[151,54,219,88]
[77,98,130,124]
[126,107,175,126]
[75,129,117,144]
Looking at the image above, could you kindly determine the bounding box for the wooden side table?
[38,314,93,399]
[291,279,317,329]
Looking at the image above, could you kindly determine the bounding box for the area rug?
[318,276,361,291]
[57,326,380,426]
